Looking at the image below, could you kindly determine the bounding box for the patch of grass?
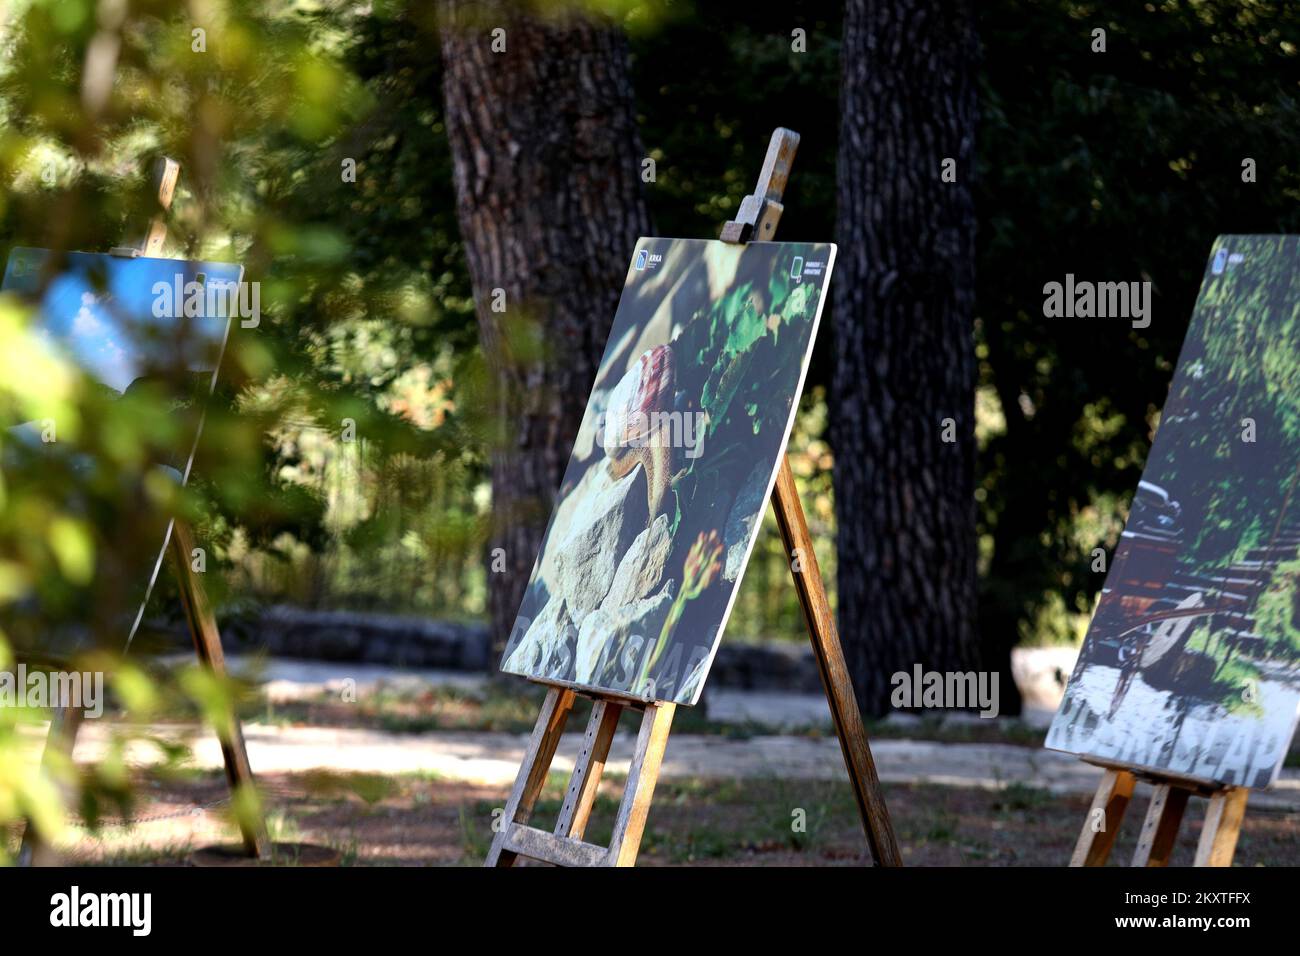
[457,805,491,862]
[265,809,302,844]
[993,782,1053,813]
[654,823,739,863]
[299,770,398,805]
[923,813,959,843]
[864,715,1046,747]
[91,841,197,866]
[335,837,360,867]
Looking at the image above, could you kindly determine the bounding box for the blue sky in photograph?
[1,248,242,394]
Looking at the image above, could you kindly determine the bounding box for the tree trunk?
[440,3,653,661]
[832,0,997,716]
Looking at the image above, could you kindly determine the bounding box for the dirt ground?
[7,679,1298,866]
[8,769,1298,866]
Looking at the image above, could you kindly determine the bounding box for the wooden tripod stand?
[19,158,270,865]
[486,128,902,868]
[1071,763,1248,867]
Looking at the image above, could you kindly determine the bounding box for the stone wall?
[155,605,827,688]
[152,604,1076,702]
[160,605,493,671]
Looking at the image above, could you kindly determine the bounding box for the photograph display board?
[502,238,835,704]
[1,248,243,648]
[1048,235,1300,788]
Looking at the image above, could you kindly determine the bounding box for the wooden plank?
[1131,783,1190,867]
[503,823,607,867]
[719,128,798,243]
[112,156,180,257]
[554,698,622,841]
[1070,768,1136,866]
[1194,787,1248,867]
[142,157,180,256]
[171,520,231,673]
[606,701,675,867]
[485,686,576,866]
[771,457,903,866]
[18,706,85,866]
[1081,757,1218,795]
[752,127,799,202]
[169,519,271,859]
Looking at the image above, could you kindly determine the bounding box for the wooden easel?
[19,158,270,865]
[1071,762,1249,867]
[486,128,902,868]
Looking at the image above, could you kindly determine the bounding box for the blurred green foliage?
[0,0,397,859]
[975,0,1300,646]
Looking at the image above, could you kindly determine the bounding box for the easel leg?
[770,456,903,866]
[1193,787,1248,867]
[555,699,623,841]
[1131,783,1190,867]
[1071,768,1135,866]
[169,520,270,859]
[606,701,675,867]
[486,687,576,866]
[18,706,85,866]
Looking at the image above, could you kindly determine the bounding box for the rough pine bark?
[440,3,653,659]
[832,0,997,716]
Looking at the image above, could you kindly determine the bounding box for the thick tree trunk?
[440,3,653,661]
[832,0,998,716]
